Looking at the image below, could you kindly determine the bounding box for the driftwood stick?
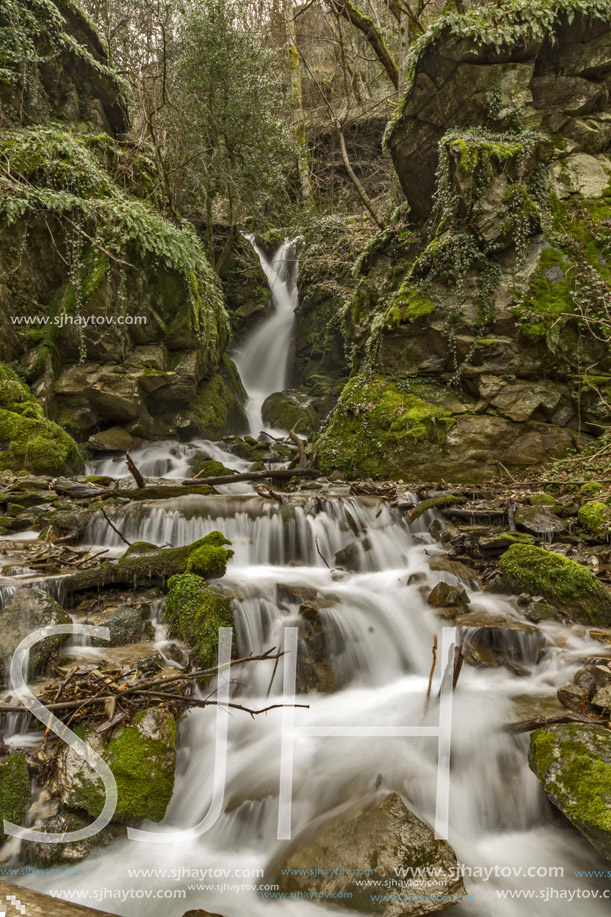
[289,419,308,470]
[125,452,145,489]
[506,713,608,733]
[0,879,121,917]
[100,506,131,546]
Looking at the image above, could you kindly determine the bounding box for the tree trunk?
[285,0,315,211]
[337,123,383,228]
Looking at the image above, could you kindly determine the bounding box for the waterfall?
[14,479,611,915]
[232,237,300,436]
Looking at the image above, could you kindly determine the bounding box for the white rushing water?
[6,235,611,917]
[232,236,300,436]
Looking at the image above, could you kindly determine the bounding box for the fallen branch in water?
[100,506,131,547]
[0,649,308,727]
[126,452,145,489]
[506,713,609,733]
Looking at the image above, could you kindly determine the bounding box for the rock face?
[320,7,611,481]
[267,792,466,915]
[0,0,233,444]
[386,10,611,222]
[54,708,176,824]
[0,588,72,685]
[529,724,611,862]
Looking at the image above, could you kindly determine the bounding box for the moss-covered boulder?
[0,366,83,475]
[579,501,611,539]
[193,355,248,439]
[498,544,611,626]
[529,725,611,862]
[186,532,233,579]
[164,573,233,669]
[0,588,72,686]
[261,390,319,436]
[0,753,31,842]
[54,708,176,824]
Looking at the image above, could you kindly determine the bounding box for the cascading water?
[6,242,611,917]
[232,236,300,436]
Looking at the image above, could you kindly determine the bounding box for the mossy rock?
[529,725,611,862]
[186,532,234,580]
[498,544,611,626]
[581,482,605,498]
[0,366,83,476]
[193,355,248,439]
[55,709,176,824]
[123,541,159,557]
[164,573,233,669]
[528,493,557,507]
[578,501,611,539]
[261,390,319,437]
[188,457,234,479]
[318,374,455,480]
[0,753,31,842]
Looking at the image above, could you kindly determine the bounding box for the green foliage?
[0,126,229,364]
[499,543,611,625]
[164,572,233,669]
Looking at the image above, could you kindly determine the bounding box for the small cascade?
[87,438,250,480]
[232,237,300,436]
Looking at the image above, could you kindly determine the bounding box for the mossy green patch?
[187,531,233,579]
[164,572,233,668]
[529,724,611,861]
[0,753,30,841]
[385,282,436,326]
[0,365,83,475]
[318,374,455,480]
[499,543,611,626]
[578,501,611,538]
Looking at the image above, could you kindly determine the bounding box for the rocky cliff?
[0,0,243,461]
[319,2,611,481]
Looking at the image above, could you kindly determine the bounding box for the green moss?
[530,725,611,860]
[123,541,159,557]
[189,458,233,479]
[66,712,176,823]
[0,366,83,475]
[0,753,30,841]
[581,482,605,497]
[386,282,436,326]
[186,532,233,579]
[164,572,233,668]
[528,493,557,506]
[193,369,247,439]
[499,543,611,626]
[578,501,611,538]
[318,374,455,480]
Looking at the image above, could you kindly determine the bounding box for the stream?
[5,241,611,916]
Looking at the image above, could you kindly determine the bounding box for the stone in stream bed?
[457,614,545,673]
[164,573,233,668]
[0,588,71,686]
[335,538,371,571]
[295,600,338,694]
[265,792,466,914]
[514,505,566,537]
[557,683,589,712]
[574,663,611,699]
[498,544,611,627]
[22,808,118,867]
[53,708,176,824]
[529,725,611,863]
[0,752,31,842]
[89,604,154,647]
[427,581,470,609]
